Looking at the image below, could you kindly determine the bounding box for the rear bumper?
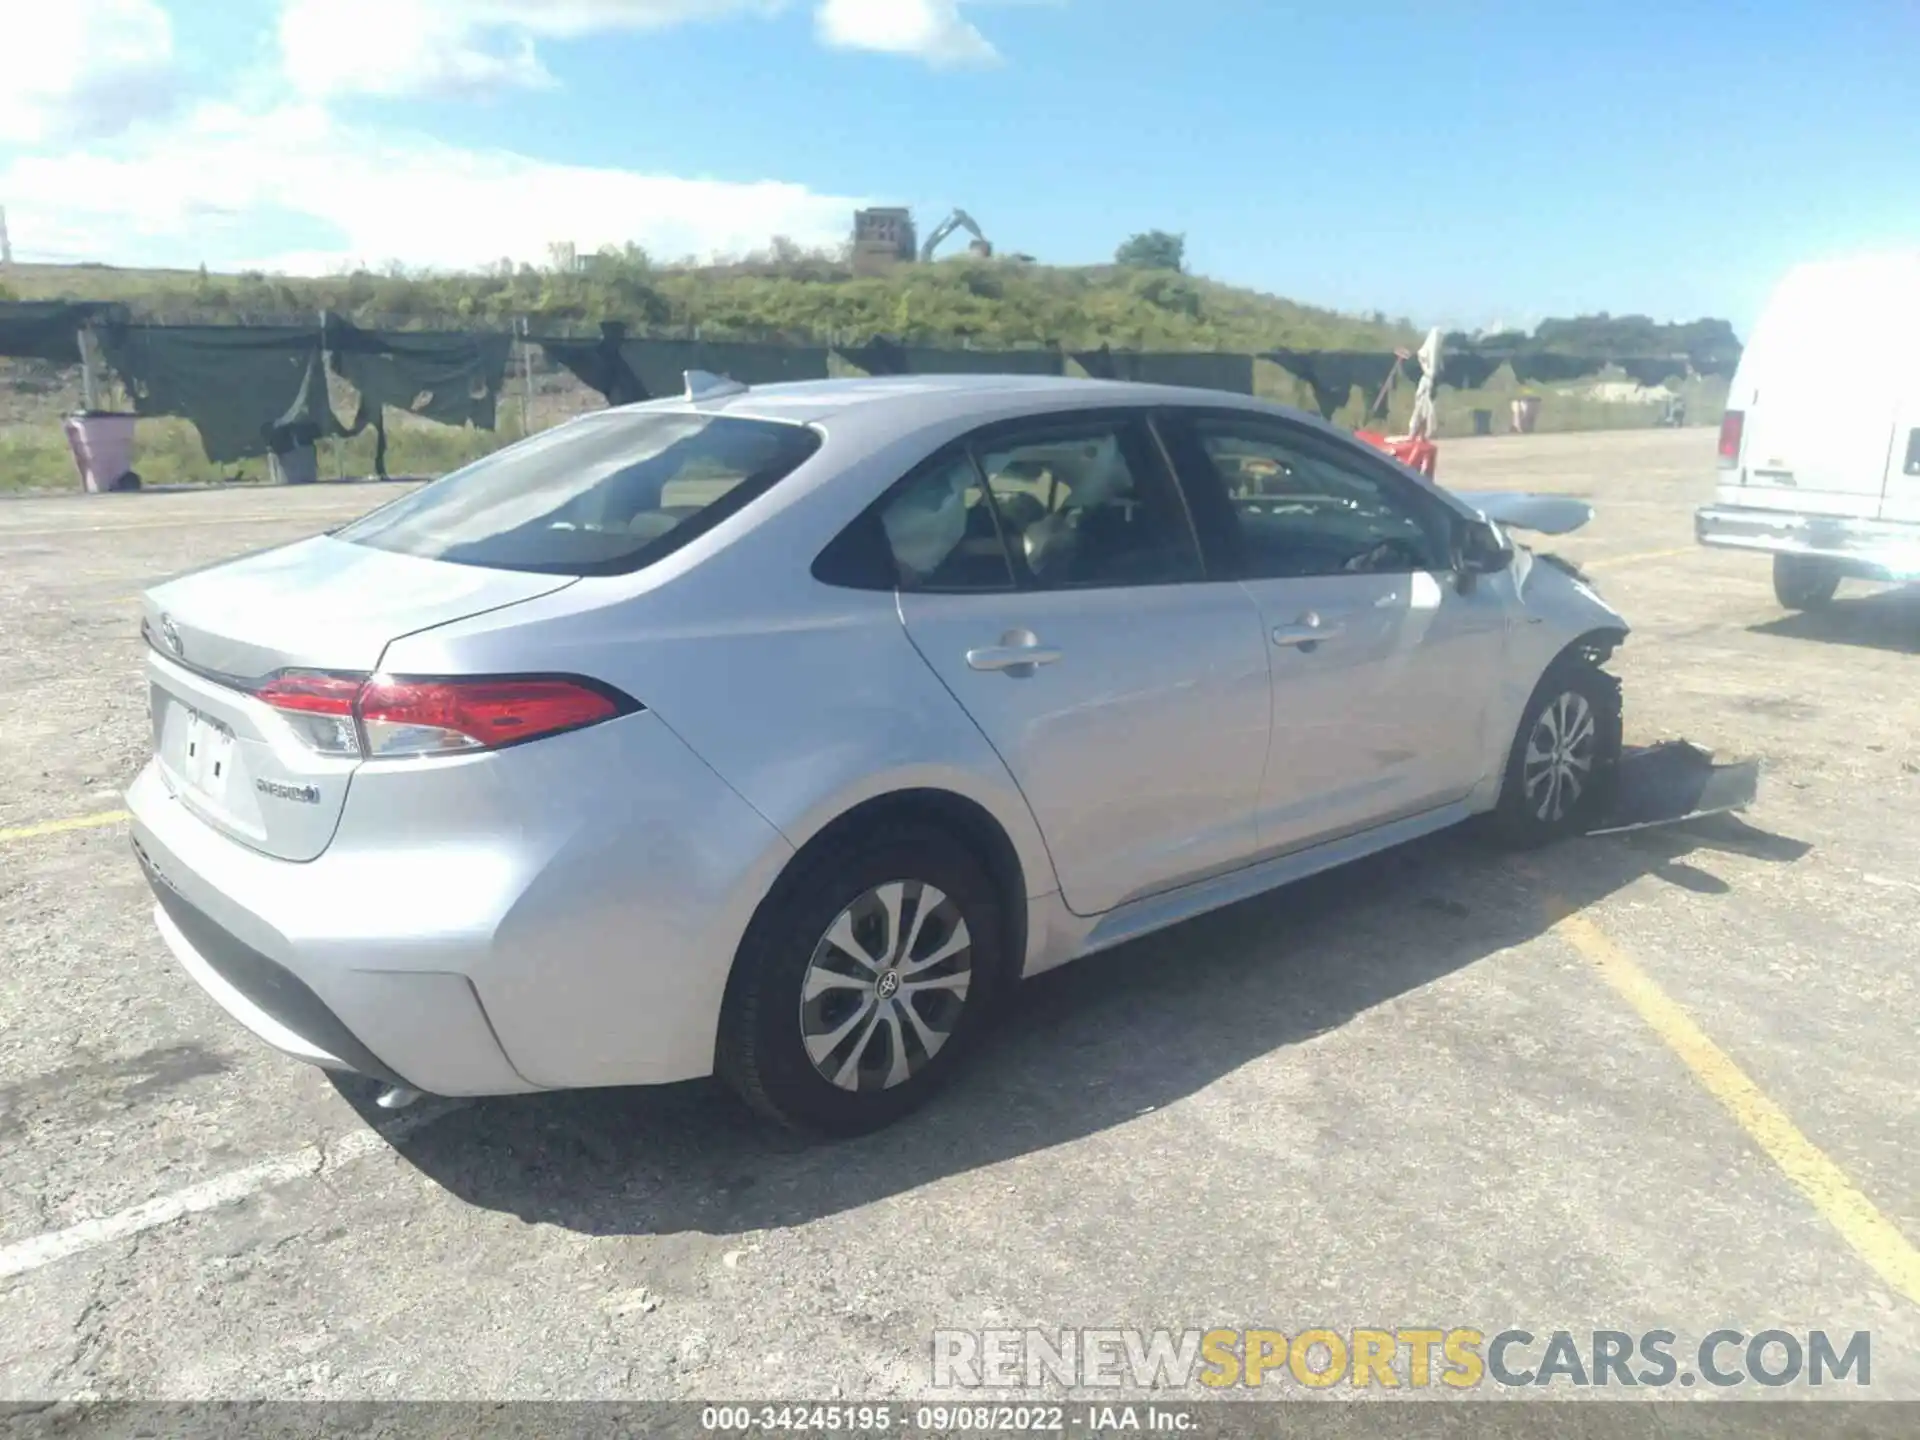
[130,800,536,1096]
[1695,506,1920,579]
[125,707,796,1094]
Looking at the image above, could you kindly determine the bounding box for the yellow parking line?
[0,810,130,845]
[1583,545,1696,571]
[1553,909,1920,1305]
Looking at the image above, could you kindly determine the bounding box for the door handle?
[967,645,1063,672]
[967,630,1062,674]
[1271,611,1343,651]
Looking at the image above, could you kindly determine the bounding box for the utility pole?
[0,205,13,265]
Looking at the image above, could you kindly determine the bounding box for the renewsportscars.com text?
[931,1328,1871,1391]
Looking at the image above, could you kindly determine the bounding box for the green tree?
[1115,230,1186,272]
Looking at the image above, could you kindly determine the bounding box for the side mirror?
[1453,517,1514,592]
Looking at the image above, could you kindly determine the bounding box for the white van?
[1695,252,1920,608]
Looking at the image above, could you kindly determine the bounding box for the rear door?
[1726,267,1905,520]
[1157,409,1509,856]
[142,537,574,860]
[889,411,1272,916]
[1734,372,1894,520]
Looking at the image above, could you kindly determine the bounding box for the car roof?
[603,372,1308,429]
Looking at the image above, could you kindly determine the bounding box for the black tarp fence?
[90,314,513,467]
[0,301,129,365]
[98,324,333,464]
[7,302,1738,465]
[622,339,833,397]
[324,314,513,478]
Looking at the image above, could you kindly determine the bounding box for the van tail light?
[1717,410,1744,469]
[254,672,638,758]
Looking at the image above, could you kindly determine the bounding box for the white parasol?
[1407,326,1443,439]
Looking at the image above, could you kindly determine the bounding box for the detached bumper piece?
[1588,741,1761,837]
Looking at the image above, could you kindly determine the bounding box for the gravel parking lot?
[1,427,1916,1404]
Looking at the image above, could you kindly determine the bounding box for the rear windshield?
[334,412,822,575]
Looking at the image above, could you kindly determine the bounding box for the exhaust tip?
[375,1085,424,1111]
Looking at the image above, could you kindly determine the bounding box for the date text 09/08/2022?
[701,1405,1196,1433]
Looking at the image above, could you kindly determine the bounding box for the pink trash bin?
[63,411,138,493]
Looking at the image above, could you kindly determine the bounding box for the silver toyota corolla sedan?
[129,374,1629,1134]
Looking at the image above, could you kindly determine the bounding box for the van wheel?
[717,824,1006,1138]
[1773,554,1840,610]
[1488,657,1622,848]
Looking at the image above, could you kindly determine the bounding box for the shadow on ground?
[345,812,1810,1239]
[1749,584,1920,654]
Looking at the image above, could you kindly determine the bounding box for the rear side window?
[879,453,1016,591]
[335,412,821,576]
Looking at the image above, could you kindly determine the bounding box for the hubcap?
[1522,689,1597,823]
[799,880,973,1092]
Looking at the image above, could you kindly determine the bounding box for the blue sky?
[5,0,1918,335]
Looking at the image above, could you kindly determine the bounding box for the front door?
[888,413,1272,916]
[1157,410,1510,856]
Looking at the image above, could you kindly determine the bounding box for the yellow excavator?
[920,209,993,262]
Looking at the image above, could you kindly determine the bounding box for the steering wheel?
[1342,537,1424,573]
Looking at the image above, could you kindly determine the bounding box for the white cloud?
[815,0,999,66]
[0,103,864,273]
[0,0,180,144]
[278,0,1011,97]
[280,0,786,100]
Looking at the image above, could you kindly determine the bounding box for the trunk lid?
[141,536,575,861]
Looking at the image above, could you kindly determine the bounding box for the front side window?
[1176,416,1449,578]
[336,411,821,576]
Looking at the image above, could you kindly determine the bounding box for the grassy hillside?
[0,253,1419,351]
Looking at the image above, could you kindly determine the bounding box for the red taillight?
[255,672,365,756]
[255,672,362,715]
[253,671,633,758]
[1717,409,1744,468]
[357,677,625,756]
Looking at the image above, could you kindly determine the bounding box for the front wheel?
[1772,553,1841,610]
[1489,658,1622,847]
[716,824,1006,1137]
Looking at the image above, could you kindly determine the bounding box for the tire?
[1488,657,1622,848]
[1772,553,1840,611]
[716,823,1008,1137]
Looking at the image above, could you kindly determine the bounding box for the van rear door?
[1726,256,1920,521]
[1735,379,1892,519]
[1877,373,1920,525]
[1730,327,1889,520]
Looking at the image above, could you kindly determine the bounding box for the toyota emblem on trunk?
[159,614,183,657]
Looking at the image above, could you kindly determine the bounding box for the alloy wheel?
[798,881,974,1092]
[1523,690,1597,823]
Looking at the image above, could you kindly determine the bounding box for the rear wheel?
[717,824,1006,1137]
[1773,553,1841,610]
[1489,657,1622,847]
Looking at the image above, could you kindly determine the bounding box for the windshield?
[334,411,822,575]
